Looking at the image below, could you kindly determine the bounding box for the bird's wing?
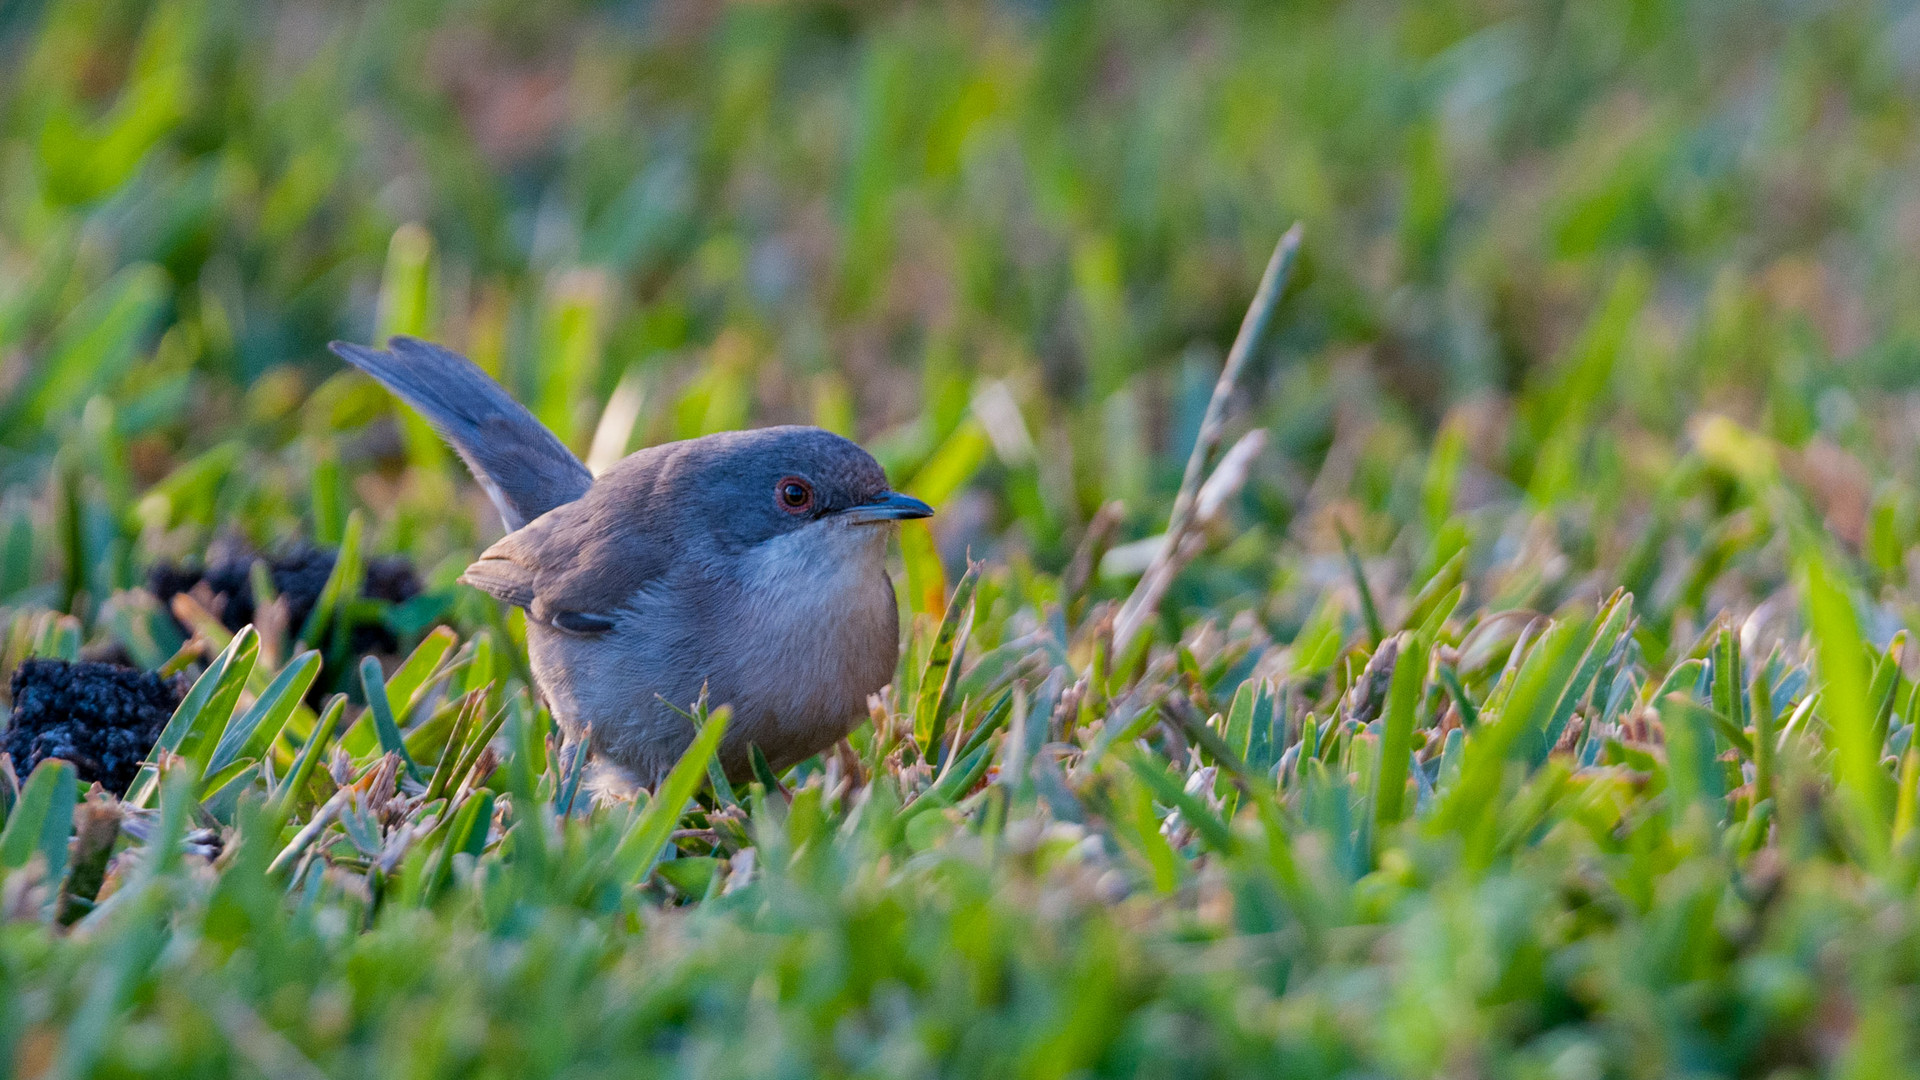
[330,336,593,531]
[455,557,535,610]
[456,456,680,634]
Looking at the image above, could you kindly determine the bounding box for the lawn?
[5,0,1920,1076]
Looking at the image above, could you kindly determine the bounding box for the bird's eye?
[777,477,814,512]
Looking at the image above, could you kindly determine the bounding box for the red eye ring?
[777,477,814,513]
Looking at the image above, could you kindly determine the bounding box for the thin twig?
[1113,224,1301,656]
[1120,428,1269,647]
[1063,500,1127,614]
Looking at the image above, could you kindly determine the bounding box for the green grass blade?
[440,697,513,803]
[128,626,259,807]
[271,693,346,826]
[0,760,14,830]
[418,789,497,905]
[462,630,496,696]
[1894,740,1920,851]
[1867,639,1904,753]
[1532,593,1632,764]
[1108,767,1183,893]
[1750,664,1778,805]
[361,655,423,781]
[299,509,363,648]
[1660,696,1726,825]
[749,743,784,794]
[915,560,981,757]
[611,707,729,883]
[1801,549,1892,866]
[701,743,738,810]
[422,691,483,806]
[955,689,1015,764]
[311,449,346,547]
[1223,681,1256,764]
[386,626,458,714]
[203,649,320,784]
[1711,621,1743,730]
[1439,664,1478,729]
[902,739,996,824]
[1218,679,1258,815]
[0,759,76,897]
[1374,632,1429,831]
[1436,616,1589,840]
[1123,751,1234,855]
[1337,523,1385,645]
[556,734,594,817]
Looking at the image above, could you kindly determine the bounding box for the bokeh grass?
[7,0,1920,1075]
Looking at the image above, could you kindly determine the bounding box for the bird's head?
[686,427,932,550]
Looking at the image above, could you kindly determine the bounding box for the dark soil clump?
[5,660,186,794]
[148,542,422,654]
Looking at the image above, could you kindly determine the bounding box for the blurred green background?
[12,3,1920,1076]
[6,0,1919,646]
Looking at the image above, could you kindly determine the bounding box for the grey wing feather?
[456,457,682,633]
[329,336,593,530]
[457,558,536,609]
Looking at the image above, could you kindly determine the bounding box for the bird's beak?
[841,490,935,524]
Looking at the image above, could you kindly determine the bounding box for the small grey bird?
[329,336,932,787]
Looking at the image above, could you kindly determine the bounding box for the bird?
[329,335,933,789]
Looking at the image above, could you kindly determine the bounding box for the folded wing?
[456,460,678,636]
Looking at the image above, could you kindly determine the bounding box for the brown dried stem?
[1113,224,1302,657]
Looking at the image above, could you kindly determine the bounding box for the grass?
[6,0,1920,1075]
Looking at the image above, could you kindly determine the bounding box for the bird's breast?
[722,521,900,755]
[526,519,902,786]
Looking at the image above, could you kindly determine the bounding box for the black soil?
[148,542,422,654]
[5,660,186,794]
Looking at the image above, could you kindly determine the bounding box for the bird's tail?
[329,336,593,531]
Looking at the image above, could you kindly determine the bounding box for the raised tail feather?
[329,336,593,531]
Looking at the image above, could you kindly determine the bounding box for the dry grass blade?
[267,786,350,876]
[1114,224,1300,655]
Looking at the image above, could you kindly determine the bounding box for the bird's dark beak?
[841,490,934,524]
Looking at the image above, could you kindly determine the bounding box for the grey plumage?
[331,336,933,788]
[461,427,890,624]
[329,336,592,531]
